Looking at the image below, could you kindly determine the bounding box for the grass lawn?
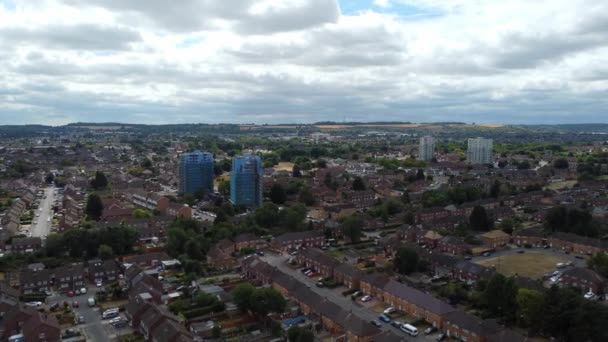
[273,162,295,172]
[545,180,578,190]
[476,252,568,279]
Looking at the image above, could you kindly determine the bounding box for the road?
[31,186,55,240]
[261,253,433,341]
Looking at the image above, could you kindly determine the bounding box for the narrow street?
[31,186,55,240]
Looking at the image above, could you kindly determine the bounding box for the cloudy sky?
[1,0,607,125]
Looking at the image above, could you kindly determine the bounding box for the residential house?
[438,236,471,256]
[10,237,42,254]
[20,269,51,294]
[87,259,120,285]
[53,263,86,293]
[0,281,19,317]
[382,280,455,328]
[296,248,339,278]
[479,230,510,249]
[234,233,266,251]
[561,267,606,294]
[360,273,391,300]
[549,232,607,255]
[422,230,443,248]
[513,227,546,247]
[333,264,364,289]
[454,261,495,284]
[443,310,501,342]
[271,231,325,250]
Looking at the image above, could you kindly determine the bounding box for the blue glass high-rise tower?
[178,151,214,195]
[230,154,263,208]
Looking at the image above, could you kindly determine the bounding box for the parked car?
[379,314,391,323]
[383,307,396,315]
[256,251,265,256]
[425,326,438,335]
[72,301,79,308]
[74,315,85,324]
[67,290,75,297]
[436,333,446,341]
[79,287,87,294]
[352,291,362,297]
[391,321,404,328]
[371,320,382,328]
[361,295,372,302]
[25,301,43,307]
[49,302,59,311]
[96,280,103,287]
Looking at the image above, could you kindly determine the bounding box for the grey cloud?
[0,24,141,50]
[62,0,338,34]
[226,23,405,67]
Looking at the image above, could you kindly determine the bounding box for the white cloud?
[0,0,607,124]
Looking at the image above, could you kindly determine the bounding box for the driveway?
[31,186,55,241]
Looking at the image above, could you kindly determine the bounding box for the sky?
[0,0,607,125]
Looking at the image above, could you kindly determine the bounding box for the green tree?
[588,252,608,278]
[254,203,281,228]
[90,171,108,189]
[85,193,104,220]
[167,227,189,257]
[352,176,366,191]
[218,179,230,196]
[341,216,363,243]
[133,209,152,218]
[232,283,256,312]
[469,205,491,231]
[394,247,419,275]
[184,239,204,260]
[288,326,314,342]
[298,187,315,206]
[482,274,518,322]
[249,288,286,315]
[45,172,55,184]
[282,204,307,231]
[269,183,287,204]
[516,288,544,330]
[98,244,114,260]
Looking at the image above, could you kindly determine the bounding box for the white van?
[87,297,96,307]
[400,324,418,336]
[102,308,119,319]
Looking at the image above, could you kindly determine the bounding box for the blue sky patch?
[338,0,443,20]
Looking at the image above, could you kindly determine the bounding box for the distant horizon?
[3,121,608,127]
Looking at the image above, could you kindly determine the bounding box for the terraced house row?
[244,254,528,342]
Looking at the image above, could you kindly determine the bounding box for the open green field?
[476,252,568,279]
